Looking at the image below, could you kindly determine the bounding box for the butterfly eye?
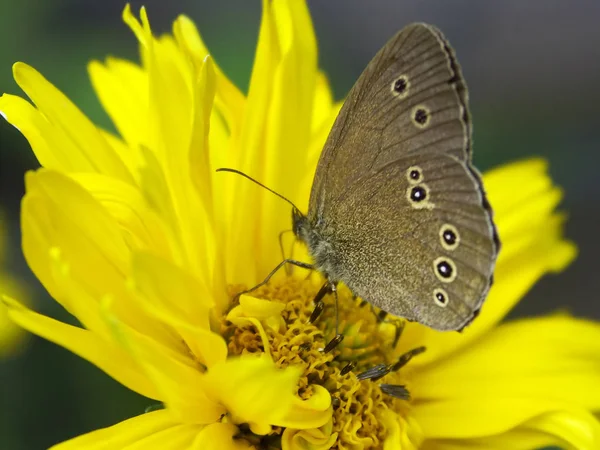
[439,224,460,250]
[391,75,409,98]
[433,288,449,307]
[433,257,457,283]
[411,105,431,128]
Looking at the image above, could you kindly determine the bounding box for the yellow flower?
[1,1,599,449]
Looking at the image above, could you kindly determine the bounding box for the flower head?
[2,2,600,449]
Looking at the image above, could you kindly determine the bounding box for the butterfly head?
[292,208,310,241]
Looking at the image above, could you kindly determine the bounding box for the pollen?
[224,278,424,449]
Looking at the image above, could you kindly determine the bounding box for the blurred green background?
[1,1,599,448]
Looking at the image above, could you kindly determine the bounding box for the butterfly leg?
[324,283,345,352]
[356,346,426,399]
[308,281,345,353]
[278,229,296,274]
[357,345,426,381]
[308,282,332,323]
[234,259,314,302]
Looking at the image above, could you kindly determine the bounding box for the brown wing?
[307,23,499,331]
[323,153,496,331]
[309,23,472,222]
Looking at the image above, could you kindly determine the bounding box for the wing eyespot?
[406,165,423,184]
[391,75,410,99]
[410,185,426,202]
[433,257,457,283]
[411,105,431,128]
[433,288,449,307]
[439,224,460,251]
[406,183,434,210]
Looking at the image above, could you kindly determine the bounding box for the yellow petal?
[122,5,150,49]
[120,424,205,449]
[172,14,245,133]
[21,184,120,333]
[101,300,224,424]
[381,410,423,450]
[257,0,318,279]
[132,253,227,368]
[0,216,31,358]
[187,57,228,307]
[188,55,217,214]
[88,57,149,150]
[225,313,273,358]
[116,423,201,449]
[70,172,175,263]
[137,144,223,310]
[381,410,402,450]
[511,409,600,450]
[227,295,285,334]
[10,62,133,182]
[414,316,600,407]
[238,295,286,320]
[281,417,337,450]
[279,385,333,429]
[23,169,129,293]
[201,354,303,432]
[484,158,550,215]
[415,399,591,441]
[23,170,179,347]
[3,296,159,399]
[469,409,600,450]
[222,0,278,286]
[99,129,145,184]
[421,409,600,450]
[132,253,213,327]
[192,423,254,450]
[310,73,334,133]
[487,159,564,259]
[0,274,30,356]
[297,98,341,212]
[49,409,188,450]
[121,5,218,284]
[412,316,600,447]
[137,147,181,253]
[0,93,62,169]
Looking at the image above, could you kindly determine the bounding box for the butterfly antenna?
[216,168,302,212]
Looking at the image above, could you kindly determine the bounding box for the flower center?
[224,277,425,449]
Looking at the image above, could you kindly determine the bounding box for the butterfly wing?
[311,23,471,218]
[323,152,496,330]
[307,23,499,331]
